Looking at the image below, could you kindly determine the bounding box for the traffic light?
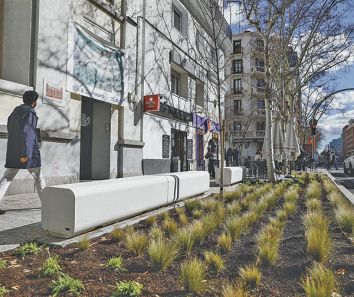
[311,118,318,136]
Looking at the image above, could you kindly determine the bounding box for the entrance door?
[171,129,187,171]
[80,97,111,180]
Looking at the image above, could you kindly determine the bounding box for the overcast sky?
[224,5,354,151]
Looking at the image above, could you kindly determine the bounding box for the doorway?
[80,97,111,180]
[171,129,187,171]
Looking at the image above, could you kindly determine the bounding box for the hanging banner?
[67,20,124,105]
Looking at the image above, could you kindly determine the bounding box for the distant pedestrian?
[233,147,239,166]
[0,91,46,215]
[328,150,338,170]
[255,149,262,161]
[205,149,216,178]
[226,147,233,166]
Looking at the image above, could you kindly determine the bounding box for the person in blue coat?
[0,91,46,215]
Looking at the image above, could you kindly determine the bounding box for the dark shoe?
[0,209,6,215]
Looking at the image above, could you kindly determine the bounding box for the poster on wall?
[42,80,65,106]
[67,20,124,105]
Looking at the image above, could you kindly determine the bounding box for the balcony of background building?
[250,66,265,78]
[230,130,266,138]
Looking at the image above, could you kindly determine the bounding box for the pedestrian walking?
[0,91,46,215]
[205,148,216,178]
[233,147,239,166]
[226,147,233,166]
[328,150,338,170]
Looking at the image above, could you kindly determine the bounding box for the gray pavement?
[0,182,239,253]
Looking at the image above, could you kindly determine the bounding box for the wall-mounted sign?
[144,94,160,112]
[42,80,65,106]
[162,135,170,158]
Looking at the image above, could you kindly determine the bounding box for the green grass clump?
[163,219,178,236]
[257,241,279,266]
[149,226,163,241]
[328,191,345,209]
[126,232,148,255]
[226,217,245,241]
[306,199,322,212]
[51,274,84,296]
[204,251,224,273]
[218,233,232,253]
[284,202,297,215]
[222,283,249,297]
[180,258,206,293]
[145,215,157,227]
[178,211,189,226]
[111,228,125,242]
[227,201,241,216]
[304,213,331,263]
[106,256,124,272]
[41,255,62,276]
[335,207,354,233]
[284,189,299,203]
[192,209,204,219]
[250,201,268,217]
[243,211,258,230]
[184,199,201,213]
[148,238,179,271]
[112,281,143,297]
[224,191,238,203]
[0,285,9,297]
[200,198,218,211]
[239,265,261,290]
[276,209,288,222]
[174,227,196,255]
[302,263,336,297]
[16,242,40,257]
[77,236,90,251]
[307,182,321,200]
[0,259,6,270]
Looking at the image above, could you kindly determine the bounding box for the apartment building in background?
[342,119,354,158]
[225,31,266,159]
[0,0,231,195]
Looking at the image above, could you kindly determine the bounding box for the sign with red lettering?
[144,94,160,112]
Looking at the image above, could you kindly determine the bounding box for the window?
[233,121,242,131]
[256,39,264,50]
[257,121,265,131]
[233,100,241,114]
[196,80,204,107]
[233,40,241,54]
[257,99,265,111]
[171,70,181,95]
[233,59,243,74]
[234,79,242,94]
[257,79,265,92]
[255,58,264,72]
[0,0,35,85]
[173,7,182,31]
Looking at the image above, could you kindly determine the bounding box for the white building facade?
[0,0,231,194]
[225,31,266,160]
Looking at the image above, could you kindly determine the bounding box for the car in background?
[343,151,354,175]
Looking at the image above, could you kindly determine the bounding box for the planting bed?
[0,173,353,297]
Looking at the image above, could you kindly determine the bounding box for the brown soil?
[0,178,353,297]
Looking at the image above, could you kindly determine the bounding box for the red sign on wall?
[144,94,160,112]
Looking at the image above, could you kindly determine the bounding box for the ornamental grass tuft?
[112,280,143,297]
[111,228,125,242]
[163,219,178,236]
[222,283,249,297]
[180,258,206,293]
[148,238,179,271]
[77,236,90,251]
[106,256,124,272]
[238,265,261,290]
[126,232,148,255]
[174,227,196,255]
[302,263,336,297]
[0,259,6,270]
[335,207,354,234]
[50,274,84,297]
[204,251,225,273]
[41,255,62,276]
[218,232,232,253]
[16,242,40,258]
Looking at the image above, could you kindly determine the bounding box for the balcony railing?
[230,130,266,138]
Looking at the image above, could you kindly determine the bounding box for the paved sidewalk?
[0,182,240,253]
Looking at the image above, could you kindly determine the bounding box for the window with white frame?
[233,40,241,54]
[234,79,242,94]
[255,58,265,72]
[171,70,181,95]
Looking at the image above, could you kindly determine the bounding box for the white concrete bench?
[41,172,209,238]
[215,167,245,186]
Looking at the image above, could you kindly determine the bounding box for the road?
[325,167,354,195]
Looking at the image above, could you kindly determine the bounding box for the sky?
[223,4,354,151]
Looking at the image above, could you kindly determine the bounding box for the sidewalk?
[0,182,239,253]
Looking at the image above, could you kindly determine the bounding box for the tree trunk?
[264,98,276,182]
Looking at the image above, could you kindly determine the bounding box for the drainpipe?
[139,0,146,142]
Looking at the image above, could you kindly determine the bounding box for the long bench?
[215,167,245,186]
[41,171,209,238]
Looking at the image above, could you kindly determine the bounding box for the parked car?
[343,151,354,175]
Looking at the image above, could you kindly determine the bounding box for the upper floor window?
[233,40,241,54]
[257,121,265,131]
[233,100,241,114]
[173,6,182,31]
[233,121,242,131]
[257,99,265,110]
[256,39,264,50]
[255,58,265,72]
[234,79,242,94]
[257,79,265,91]
[233,59,243,74]
[171,70,181,95]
